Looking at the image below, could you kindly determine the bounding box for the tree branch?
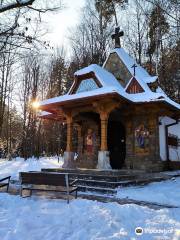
[0,0,35,13]
[145,0,178,21]
[27,6,60,13]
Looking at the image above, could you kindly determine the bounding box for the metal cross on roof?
[131,63,137,76]
[111,27,124,48]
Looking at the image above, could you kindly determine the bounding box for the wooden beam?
[63,111,73,152]
[100,112,109,151]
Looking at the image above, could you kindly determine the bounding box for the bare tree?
[0,1,63,53]
[19,54,41,159]
[69,0,114,66]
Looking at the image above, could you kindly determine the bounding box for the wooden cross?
[111,27,124,48]
[131,63,137,76]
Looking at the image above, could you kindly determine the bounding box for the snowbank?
[0,157,63,180]
[117,177,180,207]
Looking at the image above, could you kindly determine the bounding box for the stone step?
[69,174,137,182]
[41,168,144,177]
[116,177,168,188]
[72,176,168,193]
[77,185,117,194]
[42,168,139,182]
[75,178,132,188]
[41,168,170,195]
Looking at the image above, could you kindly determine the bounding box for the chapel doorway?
[107,118,126,169]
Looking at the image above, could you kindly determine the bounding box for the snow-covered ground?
[0,158,180,239]
[0,156,63,180]
[0,193,180,240]
[117,177,180,207]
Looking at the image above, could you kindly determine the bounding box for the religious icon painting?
[135,124,150,155]
[86,129,96,154]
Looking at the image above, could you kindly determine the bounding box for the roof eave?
[39,91,132,112]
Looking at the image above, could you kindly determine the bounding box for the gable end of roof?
[125,77,145,94]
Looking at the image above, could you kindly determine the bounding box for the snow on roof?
[39,84,180,111]
[40,86,125,107]
[39,49,180,112]
[125,90,180,109]
[104,48,158,86]
[74,64,123,90]
[144,76,158,84]
[40,64,131,108]
[156,87,180,110]
[39,111,52,116]
[128,92,164,103]
[108,48,179,110]
[164,96,180,110]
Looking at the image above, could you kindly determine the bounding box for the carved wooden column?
[66,115,73,152]
[96,110,111,169]
[148,112,160,162]
[76,124,82,164]
[62,111,76,169]
[125,116,134,169]
[92,100,121,170]
[100,112,109,151]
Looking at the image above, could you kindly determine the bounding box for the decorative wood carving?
[92,100,121,151]
[62,110,73,152]
[126,77,144,94]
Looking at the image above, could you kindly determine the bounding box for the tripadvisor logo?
[135,227,144,235]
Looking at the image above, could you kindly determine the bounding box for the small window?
[76,78,99,93]
[168,134,178,148]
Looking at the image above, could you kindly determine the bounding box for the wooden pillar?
[66,115,73,152]
[76,124,82,153]
[148,113,160,160]
[100,112,109,151]
[125,117,134,169]
[93,100,121,153]
[77,125,81,144]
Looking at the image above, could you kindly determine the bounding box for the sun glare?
[32,101,40,109]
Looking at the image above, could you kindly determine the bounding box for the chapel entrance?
[107,113,126,169]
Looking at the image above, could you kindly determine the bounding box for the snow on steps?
[41,168,172,195]
[4,183,178,210]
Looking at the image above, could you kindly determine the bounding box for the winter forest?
[0,0,179,159]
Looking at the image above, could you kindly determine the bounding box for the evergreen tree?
[148,4,169,56]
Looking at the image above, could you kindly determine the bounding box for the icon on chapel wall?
[135,124,150,155]
[86,129,95,154]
